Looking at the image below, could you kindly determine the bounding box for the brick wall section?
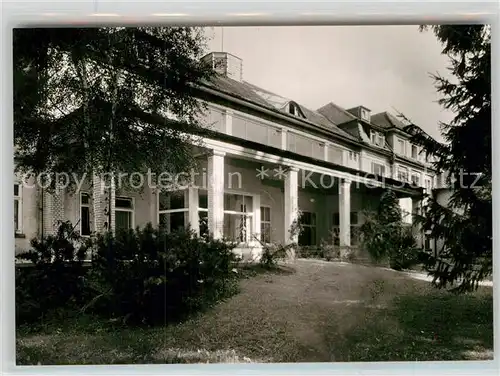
[42,190,53,236]
[40,189,65,236]
[92,174,104,233]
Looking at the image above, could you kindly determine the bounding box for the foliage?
[86,223,239,324]
[15,221,92,324]
[405,25,491,291]
[16,222,240,326]
[257,212,302,269]
[360,190,419,270]
[13,27,216,196]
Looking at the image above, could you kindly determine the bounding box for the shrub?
[87,224,239,324]
[359,190,419,270]
[259,242,291,268]
[257,213,302,268]
[16,222,241,326]
[15,221,91,324]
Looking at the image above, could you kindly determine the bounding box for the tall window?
[348,151,358,162]
[198,190,208,238]
[260,206,271,243]
[299,211,317,246]
[371,162,386,177]
[223,193,253,243]
[425,177,432,192]
[411,144,418,159]
[411,172,421,186]
[14,183,22,233]
[331,212,359,246]
[158,190,188,233]
[396,138,406,155]
[80,192,91,236]
[115,197,134,232]
[398,167,409,182]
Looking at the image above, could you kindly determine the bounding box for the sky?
[205,26,454,142]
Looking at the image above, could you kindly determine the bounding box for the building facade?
[14,51,443,260]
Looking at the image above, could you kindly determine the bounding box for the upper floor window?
[232,115,281,148]
[425,178,432,192]
[396,138,406,155]
[288,132,321,159]
[348,151,359,162]
[371,162,386,177]
[328,145,343,164]
[411,171,421,186]
[398,167,409,182]
[370,130,385,147]
[411,144,418,159]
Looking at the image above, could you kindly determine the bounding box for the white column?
[188,186,200,235]
[207,150,225,239]
[339,178,351,248]
[411,196,423,248]
[284,166,299,244]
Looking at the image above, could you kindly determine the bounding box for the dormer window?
[288,103,305,119]
[370,130,385,147]
[360,108,370,121]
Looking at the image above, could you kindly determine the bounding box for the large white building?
[14,51,443,260]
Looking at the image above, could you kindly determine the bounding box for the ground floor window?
[198,190,208,238]
[80,192,91,236]
[331,211,360,246]
[14,183,22,233]
[223,193,253,243]
[299,211,317,246]
[115,197,134,232]
[158,190,189,233]
[260,206,271,243]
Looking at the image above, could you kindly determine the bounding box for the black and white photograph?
[13,25,492,365]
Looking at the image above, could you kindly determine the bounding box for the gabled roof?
[201,75,358,142]
[371,111,408,131]
[316,102,358,125]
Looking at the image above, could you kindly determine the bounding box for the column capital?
[285,165,299,172]
[209,149,226,157]
[340,177,352,185]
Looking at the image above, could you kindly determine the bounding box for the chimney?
[347,106,371,122]
[201,52,243,82]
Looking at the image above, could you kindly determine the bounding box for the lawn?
[16,259,493,364]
